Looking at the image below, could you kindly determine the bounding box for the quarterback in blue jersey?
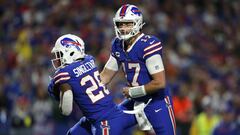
[47,34,136,135]
[100,4,177,135]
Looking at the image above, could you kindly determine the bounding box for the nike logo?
[154,108,162,112]
[150,40,155,44]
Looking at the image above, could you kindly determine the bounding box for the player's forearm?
[144,70,166,94]
[100,68,117,85]
[144,79,166,94]
[100,70,110,85]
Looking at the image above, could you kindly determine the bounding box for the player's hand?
[122,87,131,99]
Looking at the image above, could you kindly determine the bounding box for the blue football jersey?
[111,34,169,102]
[53,55,121,122]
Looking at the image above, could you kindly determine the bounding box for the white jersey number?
[80,71,109,103]
[123,63,140,86]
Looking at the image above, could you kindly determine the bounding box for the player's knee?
[79,116,87,123]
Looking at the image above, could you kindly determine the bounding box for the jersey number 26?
[80,71,110,103]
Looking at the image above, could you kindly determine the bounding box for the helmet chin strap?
[120,34,132,40]
[121,28,140,41]
[124,32,141,47]
[118,27,136,40]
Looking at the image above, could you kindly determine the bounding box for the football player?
[100,4,176,135]
[48,34,136,135]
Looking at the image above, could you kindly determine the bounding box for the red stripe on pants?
[101,120,109,135]
[165,96,177,135]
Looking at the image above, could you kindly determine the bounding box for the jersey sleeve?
[142,36,163,60]
[104,55,119,71]
[108,38,121,68]
[110,38,121,59]
[146,54,165,74]
[53,69,71,86]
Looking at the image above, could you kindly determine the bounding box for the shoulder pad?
[84,55,95,61]
[111,38,122,46]
[140,35,160,45]
[141,35,162,59]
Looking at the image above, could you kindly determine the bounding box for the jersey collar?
[125,33,145,52]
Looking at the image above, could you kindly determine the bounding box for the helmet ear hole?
[70,52,74,56]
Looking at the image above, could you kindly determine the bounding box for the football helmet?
[113,4,145,40]
[51,34,85,69]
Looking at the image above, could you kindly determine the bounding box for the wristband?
[129,85,146,98]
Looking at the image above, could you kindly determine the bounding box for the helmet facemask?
[51,51,63,69]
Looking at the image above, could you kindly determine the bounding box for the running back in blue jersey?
[53,55,119,122]
[111,34,168,102]
[51,55,137,135]
[49,34,137,135]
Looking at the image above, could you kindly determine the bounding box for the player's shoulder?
[139,34,161,47]
[111,37,122,48]
[139,34,163,59]
[111,37,122,44]
[53,67,71,85]
[84,54,95,62]
[83,55,97,68]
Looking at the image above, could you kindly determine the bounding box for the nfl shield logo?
[115,52,120,57]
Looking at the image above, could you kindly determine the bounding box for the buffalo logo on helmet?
[131,7,141,16]
[60,38,82,50]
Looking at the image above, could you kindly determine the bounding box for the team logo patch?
[155,65,160,70]
[131,7,141,16]
[60,38,82,50]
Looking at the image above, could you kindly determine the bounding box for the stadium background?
[0,0,239,135]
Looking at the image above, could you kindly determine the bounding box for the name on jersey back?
[73,60,96,77]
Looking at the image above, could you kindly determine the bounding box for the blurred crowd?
[0,0,239,135]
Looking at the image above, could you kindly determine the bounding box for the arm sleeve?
[104,55,119,71]
[53,70,71,85]
[142,37,162,60]
[146,54,165,74]
[48,70,71,101]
